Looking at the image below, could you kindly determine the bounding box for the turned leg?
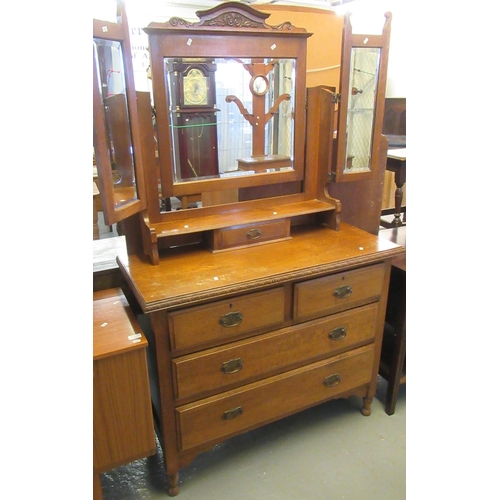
[167,472,180,497]
[361,396,372,416]
[392,186,404,226]
[390,165,406,227]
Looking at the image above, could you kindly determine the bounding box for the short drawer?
[176,344,374,450]
[173,302,378,399]
[168,287,285,351]
[208,218,291,252]
[294,264,385,320]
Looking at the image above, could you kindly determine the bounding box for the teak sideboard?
[118,223,403,495]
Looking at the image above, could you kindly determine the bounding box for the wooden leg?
[390,165,406,227]
[167,472,180,497]
[361,396,372,416]
[385,327,406,415]
[384,265,406,415]
[93,472,103,500]
[391,186,404,226]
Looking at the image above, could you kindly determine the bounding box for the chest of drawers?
[118,224,403,496]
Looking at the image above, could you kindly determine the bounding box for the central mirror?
[166,57,296,184]
[144,4,309,214]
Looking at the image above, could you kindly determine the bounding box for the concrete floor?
[100,377,405,500]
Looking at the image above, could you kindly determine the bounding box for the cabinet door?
[333,13,391,183]
[93,1,146,225]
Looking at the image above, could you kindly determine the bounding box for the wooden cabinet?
[93,288,156,499]
[118,223,404,496]
[93,3,402,496]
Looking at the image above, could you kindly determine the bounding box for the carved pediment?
[146,1,307,34]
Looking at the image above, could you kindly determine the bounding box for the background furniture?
[380,148,406,228]
[93,180,100,240]
[378,227,406,415]
[382,96,406,147]
[93,288,156,500]
[93,236,127,292]
[381,97,406,216]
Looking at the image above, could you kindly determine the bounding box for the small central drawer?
[294,264,385,320]
[176,344,374,450]
[168,287,285,351]
[208,218,291,252]
[173,302,378,400]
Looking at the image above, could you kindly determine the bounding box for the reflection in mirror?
[165,58,296,184]
[93,38,138,207]
[344,47,380,174]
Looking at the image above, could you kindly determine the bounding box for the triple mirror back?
[93,1,391,262]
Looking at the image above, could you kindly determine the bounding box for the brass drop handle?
[334,285,352,299]
[247,228,262,240]
[328,327,347,341]
[221,358,243,374]
[219,311,243,328]
[223,406,243,420]
[323,373,341,387]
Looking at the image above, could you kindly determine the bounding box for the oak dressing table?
[93,2,402,495]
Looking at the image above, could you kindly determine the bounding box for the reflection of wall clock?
[183,69,208,106]
[250,75,269,96]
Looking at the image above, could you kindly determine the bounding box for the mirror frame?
[93,1,146,225]
[144,2,311,201]
[333,12,391,183]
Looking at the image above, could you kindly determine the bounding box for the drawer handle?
[334,285,352,299]
[323,373,341,387]
[219,311,243,328]
[328,327,347,341]
[221,358,243,374]
[223,406,243,420]
[247,228,262,240]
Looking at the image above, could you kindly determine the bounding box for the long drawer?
[168,287,285,351]
[176,344,374,450]
[294,263,385,320]
[173,303,378,400]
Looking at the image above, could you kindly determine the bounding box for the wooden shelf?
[150,199,338,239]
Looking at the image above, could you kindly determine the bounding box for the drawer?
[168,287,285,351]
[173,302,378,399]
[176,344,374,450]
[208,218,291,252]
[294,264,385,320]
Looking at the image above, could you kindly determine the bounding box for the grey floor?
[100,377,405,500]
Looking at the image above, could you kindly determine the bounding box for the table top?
[387,148,406,161]
[378,226,406,271]
[93,288,148,360]
[118,223,405,312]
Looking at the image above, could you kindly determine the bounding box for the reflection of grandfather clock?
[168,59,219,180]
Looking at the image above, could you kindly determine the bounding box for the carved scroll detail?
[202,13,264,29]
[272,22,294,31]
[168,17,195,28]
